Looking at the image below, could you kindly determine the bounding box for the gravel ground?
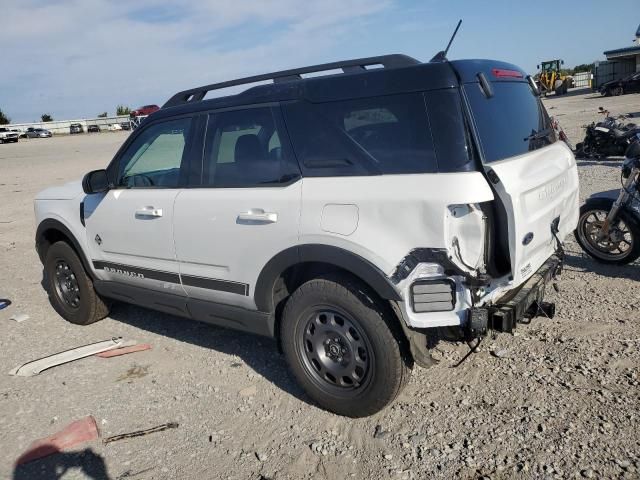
[1,91,639,480]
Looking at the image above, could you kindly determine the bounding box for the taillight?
[491,68,523,79]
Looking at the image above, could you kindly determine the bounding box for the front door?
[173,106,302,311]
[84,116,194,294]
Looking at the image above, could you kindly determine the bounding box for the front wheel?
[281,273,412,417]
[575,198,640,265]
[44,241,111,324]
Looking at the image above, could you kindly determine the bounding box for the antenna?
[430,19,462,63]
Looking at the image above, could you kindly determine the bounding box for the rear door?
[461,65,579,285]
[173,106,302,312]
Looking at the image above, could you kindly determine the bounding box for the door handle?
[237,208,278,224]
[135,206,163,218]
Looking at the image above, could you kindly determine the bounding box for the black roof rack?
[163,54,420,108]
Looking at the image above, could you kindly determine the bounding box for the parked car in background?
[107,123,122,131]
[70,123,84,134]
[120,121,131,131]
[0,127,19,143]
[130,104,159,117]
[87,125,101,133]
[600,72,640,96]
[25,128,52,138]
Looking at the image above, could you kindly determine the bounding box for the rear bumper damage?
[396,253,562,367]
[474,254,561,335]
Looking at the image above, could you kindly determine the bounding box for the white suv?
[34,55,579,417]
[0,127,19,143]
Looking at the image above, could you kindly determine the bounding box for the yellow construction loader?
[536,60,572,96]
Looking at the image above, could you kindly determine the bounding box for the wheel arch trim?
[254,244,401,312]
[36,218,94,279]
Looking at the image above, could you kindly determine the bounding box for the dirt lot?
[1,91,639,480]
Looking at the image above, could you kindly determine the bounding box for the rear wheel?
[44,241,110,324]
[575,198,640,264]
[281,273,411,417]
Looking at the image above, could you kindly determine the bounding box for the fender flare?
[35,219,95,279]
[580,196,640,224]
[254,244,401,312]
[588,189,622,201]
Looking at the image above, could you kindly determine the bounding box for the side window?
[282,93,437,176]
[203,107,288,187]
[424,89,475,172]
[118,117,192,188]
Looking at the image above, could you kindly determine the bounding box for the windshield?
[465,81,556,163]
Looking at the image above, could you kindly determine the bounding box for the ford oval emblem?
[522,232,534,245]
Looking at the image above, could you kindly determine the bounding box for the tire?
[44,241,110,325]
[281,273,412,417]
[575,198,640,265]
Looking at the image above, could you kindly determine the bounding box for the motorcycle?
[575,108,640,159]
[575,141,640,264]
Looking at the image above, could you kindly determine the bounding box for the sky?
[1,0,638,123]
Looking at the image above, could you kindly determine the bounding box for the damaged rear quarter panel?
[299,172,495,281]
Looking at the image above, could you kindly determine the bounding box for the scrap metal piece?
[9,337,134,377]
[9,313,29,323]
[96,343,151,358]
[103,422,179,445]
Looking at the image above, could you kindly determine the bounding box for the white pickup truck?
[0,127,19,143]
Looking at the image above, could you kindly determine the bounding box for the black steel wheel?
[53,260,81,309]
[575,198,640,265]
[281,273,412,417]
[298,307,373,393]
[45,241,110,325]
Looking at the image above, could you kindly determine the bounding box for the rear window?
[465,81,556,163]
[282,93,438,176]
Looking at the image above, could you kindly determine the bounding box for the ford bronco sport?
[34,54,579,417]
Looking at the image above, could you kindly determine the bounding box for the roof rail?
[163,54,420,108]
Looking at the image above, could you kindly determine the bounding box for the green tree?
[570,63,594,74]
[116,105,131,116]
[41,113,53,122]
[0,109,10,125]
[97,112,108,118]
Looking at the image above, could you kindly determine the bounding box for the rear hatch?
[453,60,579,286]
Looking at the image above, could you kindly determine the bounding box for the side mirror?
[561,60,564,65]
[82,169,110,194]
[536,64,539,69]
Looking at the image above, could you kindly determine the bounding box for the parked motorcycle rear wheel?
[575,198,640,265]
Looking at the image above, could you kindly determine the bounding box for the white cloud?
[0,0,391,122]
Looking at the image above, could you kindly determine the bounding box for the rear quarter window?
[464,81,556,163]
[282,93,438,176]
